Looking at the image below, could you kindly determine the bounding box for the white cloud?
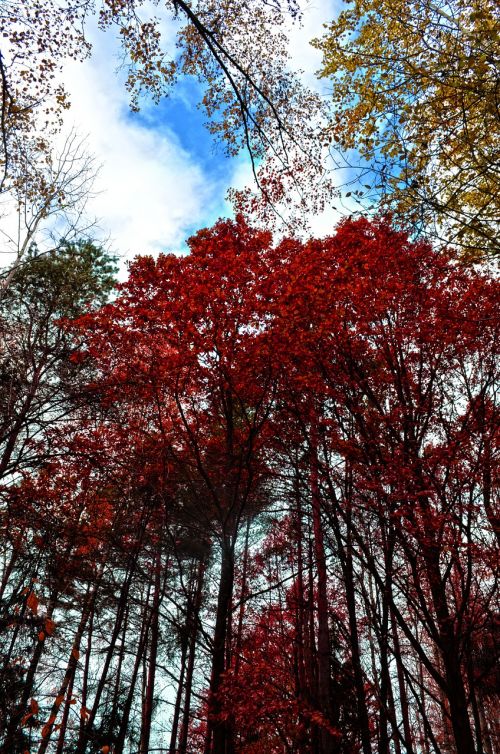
[287,0,339,93]
[61,0,341,262]
[0,0,342,276]
[60,22,229,265]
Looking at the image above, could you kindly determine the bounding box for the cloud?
[61,22,232,264]
[65,0,343,256]
[35,0,341,270]
[287,0,339,93]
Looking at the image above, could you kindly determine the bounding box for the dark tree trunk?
[310,423,336,754]
[169,623,189,754]
[178,558,206,754]
[139,550,162,754]
[390,607,414,754]
[37,590,93,754]
[114,607,150,754]
[204,541,234,754]
[1,589,57,754]
[75,563,135,754]
[424,538,476,754]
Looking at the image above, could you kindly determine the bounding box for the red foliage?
[58,215,498,754]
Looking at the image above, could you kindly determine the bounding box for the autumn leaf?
[26,591,39,615]
[44,618,56,636]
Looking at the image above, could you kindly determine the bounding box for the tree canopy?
[316,0,500,260]
[1,217,498,753]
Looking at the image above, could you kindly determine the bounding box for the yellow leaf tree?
[316,0,500,261]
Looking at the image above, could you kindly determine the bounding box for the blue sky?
[60,0,338,266]
[131,80,234,180]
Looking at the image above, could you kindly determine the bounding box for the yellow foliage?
[315,0,500,261]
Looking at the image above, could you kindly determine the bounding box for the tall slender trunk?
[114,605,151,754]
[233,519,250,677]
[378,524,398,754]
[424,542,476,754]
[139,549,162,754]
[310,420,336,753]
[108,601,129,741]
[466,655,485,754]
[0,547,18,602]
[332,456,373,754]
[390,607,414,754]
[178,558,206,754]
[293,473,310,751]
[54,662,75,754]
[37,585,94,754]
[75,563,136,754]
[78,599,94,748]
[1,588,57,754]
[169,624,189,754]
[204,541,235,754]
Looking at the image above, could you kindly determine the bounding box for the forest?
[0,0,499,753]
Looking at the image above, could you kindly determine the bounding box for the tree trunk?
[114,606,150,754]
[139,550,162,754]
[204,541,234,754]
[390,607,414,754]
[425,545,476,754]
[310,421,336,754]
[338,511,372,754]
[178,558,206,754]
[75,563,135,754]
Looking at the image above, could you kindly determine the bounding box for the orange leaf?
[45,618,56,636]
[27,592,39,615]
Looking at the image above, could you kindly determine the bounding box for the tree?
[270,216,499,753]
[0,0,89,198]
[1,214,497,753]
[0,240,116,751]
[315,0,500,260]
[71,216,284,753]
[0,131,99,293]
[0,239,116,482]
[1,0,98,281]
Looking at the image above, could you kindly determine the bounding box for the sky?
[59,0,338,266]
